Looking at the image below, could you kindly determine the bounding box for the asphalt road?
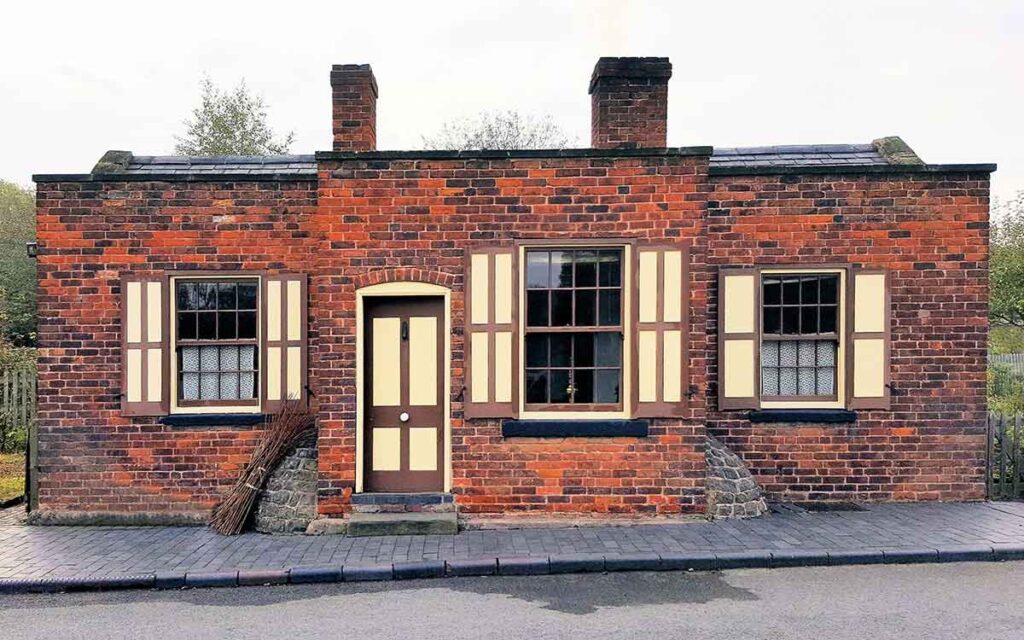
[2,563,1022,639]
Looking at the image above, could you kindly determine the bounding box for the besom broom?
[209,401,315,535]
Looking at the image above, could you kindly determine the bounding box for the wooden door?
[364,296,445,492]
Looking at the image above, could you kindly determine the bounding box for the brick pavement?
[1,502,1023,582]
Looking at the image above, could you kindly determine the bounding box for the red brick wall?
[34,179,317,514]
[706,171,991,502]
[314,153,710,515]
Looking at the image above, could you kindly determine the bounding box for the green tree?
[0,181,36,346]
[421,110,575,151]
[174,77,295,156]
[990,190,1024,330]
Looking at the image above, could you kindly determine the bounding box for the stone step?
[347,511,458,537]
[350,492,456,513]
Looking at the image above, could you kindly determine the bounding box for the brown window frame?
[174,276,261,409]
[522,247,625,412]
[759,273,840,402]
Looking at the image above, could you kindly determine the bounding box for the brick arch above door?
[351,267,456,290]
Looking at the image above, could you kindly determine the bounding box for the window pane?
[526,291,549,327]
[575,251,597,287]
[526,370,548,403]
[200,346,219,372]
[801,306,818,334]
[549,370,570,403]
[197,283,217,310]
[177,283,197,311]
[237,283,258,310]
[200,372,219,400]
[761,367,779,396]
[763,307,781,335]
[218,312,237,339]
[551,291,572,326]
[763,277,781,305]
[240,372,256,399]
[779,367,798,395]
[220,372,240,400]
[526,334,548,367]
[820,276,838,304]
[221,346,239,371]
[598,290,621,326]
[574,290,596,326]
[816,341,836,366]
[798,341,816,366]
[182,372,200,400]
[178,312,197,340]
[526,252,549,289]
[780,341,798,366]
[594,370,620,403]
[761,341,779,366]
[218,283,237,309]
[573,369,594,403]
[782,307,800,334]
[550,251,572,288]
[198,312,217,340]
[180,346,200,373]
[819,305,837,334]
[594,332,622,367]
[573,333,594,367]
[782,278,800,304]
[798,368,816,395]
[550,334,571,367]
[239,346,256,370]
[817,367,836,395]
[237,311,257,339]
[800,277,819,304]
[598,251,621,287]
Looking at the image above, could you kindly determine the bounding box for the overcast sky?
[2,1,1021,203]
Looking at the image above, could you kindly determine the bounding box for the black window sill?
[502,419,649,438]
[748,409,857,424]
[159,414,267,428]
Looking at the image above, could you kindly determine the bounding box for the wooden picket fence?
[0,368,36,454]
[988,413,1024,500]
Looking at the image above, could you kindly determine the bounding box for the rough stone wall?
[33,178,318,515]
[314,152,712,516]
[254,438,318,534]
[705,437,767,519]
[706,170,990,502]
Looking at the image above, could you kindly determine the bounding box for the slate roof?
[709,144,888,168]
[123,154,317,176]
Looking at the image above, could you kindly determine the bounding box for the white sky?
[2,0,1021,202]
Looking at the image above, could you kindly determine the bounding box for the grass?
[0,453,24,503]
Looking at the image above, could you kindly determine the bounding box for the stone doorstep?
[346,511,458,537]
[350,493,456,514]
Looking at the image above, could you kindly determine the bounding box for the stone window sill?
[748,409,857,424]
[159,414,267,428]
[501,419,649,438]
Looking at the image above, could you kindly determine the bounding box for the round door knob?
[399,412,410,423]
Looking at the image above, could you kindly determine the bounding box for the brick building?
[31,57,995,526]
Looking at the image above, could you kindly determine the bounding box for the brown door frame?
[355,282,451,493]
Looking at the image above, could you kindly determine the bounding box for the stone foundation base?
[705,437,768,519]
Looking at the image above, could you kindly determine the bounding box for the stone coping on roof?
[32,139,996,182]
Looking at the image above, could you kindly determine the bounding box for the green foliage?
[989,363,1024,414]
[174,76,295,156]
[990,326,1024,355]
[421,110,575,151]
[0,181,36,346]
[990,191,1024,328]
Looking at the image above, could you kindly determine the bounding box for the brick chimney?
[330,64,378,152]
[589,57,672,149]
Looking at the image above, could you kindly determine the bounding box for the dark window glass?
[178,312,197,340]
[198,312,217,339]
[523,248,624,407]
[819,306,837,334]
[218,312,237,339]
[237,312,257,340]
[763,277,781,305]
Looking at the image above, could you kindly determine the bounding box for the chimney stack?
[330,64,378,152]
[589,57,672,149]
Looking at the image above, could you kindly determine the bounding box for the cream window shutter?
[121,274,169,416]
[848,269,891,409]
[634,244,690,417]
[718,268,759,410]
[464,247,517,419]
[262,274,309,412]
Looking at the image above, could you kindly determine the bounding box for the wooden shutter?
[464,247,517,418]
[633,244,690,417]
[848,268,890,409]
[262,274,309,412]
[718,268,759,410]
[121,274,169,416]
